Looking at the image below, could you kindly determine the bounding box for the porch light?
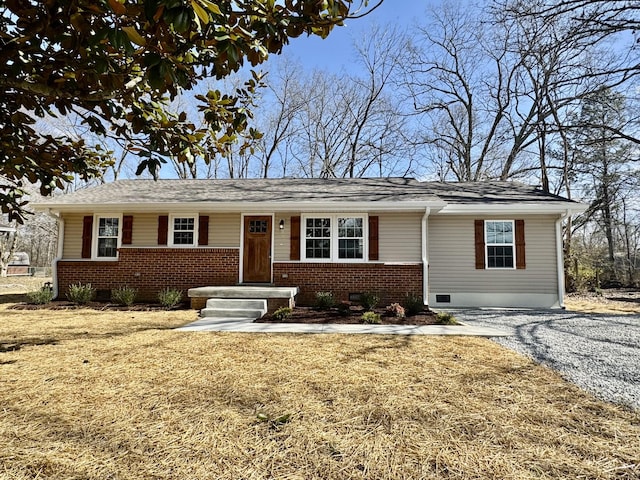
[279,219,285,230]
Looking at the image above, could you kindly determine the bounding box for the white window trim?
[485,219,516,270]
[169,214,199,247]
[301,214,368,263]
[92,214,122,260]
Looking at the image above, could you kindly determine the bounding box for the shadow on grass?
[0,293,29,304]
[0,325,179,354]
[0,337,59,352]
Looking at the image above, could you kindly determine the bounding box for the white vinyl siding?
[209,213,241,247]
[126,213,156,246]
[377,212,422,262]
[62,213,83,259]
[429,215,558,294]
[274,213,295,261]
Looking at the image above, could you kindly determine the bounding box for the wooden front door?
[243,216,272,283]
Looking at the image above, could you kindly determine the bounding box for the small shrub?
[360,292,380,311]
[436,311,458,325]
[361,311,381,324]
[273,306,292,321]
[66,283,95,304]
[27,288,53,305]
[111,285,138,306]
[385,303,406,318]
[315,291,335,310]
[157,287,183,309]
[337,301,352,316]
[403,292,424,316]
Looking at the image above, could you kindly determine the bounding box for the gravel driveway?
[452,309,640,410]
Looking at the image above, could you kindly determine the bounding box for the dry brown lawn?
[565,290,640,314]
[1,280,639,479]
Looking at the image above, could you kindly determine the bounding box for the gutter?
[44,209,63,299]
[555,209,571,309]
[422,207,431,307]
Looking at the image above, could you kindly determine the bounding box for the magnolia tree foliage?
[0,0,378,222]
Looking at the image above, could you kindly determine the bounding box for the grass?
[1,296,639,479]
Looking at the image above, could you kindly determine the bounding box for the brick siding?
[57,248,239,302]
[273,262,423,306]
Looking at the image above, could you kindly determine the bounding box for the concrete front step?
[188,286,299,299]
[206,298,266,310]
[200,298,267,320]
[201,308,265,319]
[188,286,299,312]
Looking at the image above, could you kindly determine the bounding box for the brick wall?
[273,262,423,306]
[57,248,239,302]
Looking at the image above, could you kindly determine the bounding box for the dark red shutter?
[368,216,379,261]
[474,219,485,269]
[158,215,168,245]
[515,219,526,269]
[122,215,133,245]
[290,216,300,261]
[198,215,209,246]
[81,216,93,259]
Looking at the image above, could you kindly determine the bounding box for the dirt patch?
[256,306,444,326]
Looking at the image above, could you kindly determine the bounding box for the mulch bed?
[256,306,442,326]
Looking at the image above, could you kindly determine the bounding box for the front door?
[243,216,272,283]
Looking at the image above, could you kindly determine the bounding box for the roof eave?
[437,202,589,215]
[33,200,448,214]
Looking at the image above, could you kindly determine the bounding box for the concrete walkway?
[175,317,510,336]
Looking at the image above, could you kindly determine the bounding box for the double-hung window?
[485,220,514,268]
[305,217,331,259]
[304,215,366,261]
[171,216,196,246]
[337,217,364,259]
[96,217,119,258]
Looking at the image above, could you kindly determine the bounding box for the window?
[486,220,514,268]
[96,217,119,258]
[171,216,196,246]
[338,217,363,259]
[305,217,331,259]
[303,215,366,261]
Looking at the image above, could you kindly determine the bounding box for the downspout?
[45,209,64,299]
[555,209,571,309]
[422,207,431,307]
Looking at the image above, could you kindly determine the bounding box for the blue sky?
[278,1,430,73]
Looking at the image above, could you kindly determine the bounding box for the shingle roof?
[33,177,582,210]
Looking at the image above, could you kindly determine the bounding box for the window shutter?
[368,216,379,261]
[474,219,485,269]
[198,215,209,246]
[515,219,526,269]
[290,215,300,261]
[122,215,133,245]
[158,215,168,245]
[81,216,93,259]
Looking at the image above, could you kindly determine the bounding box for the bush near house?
[111,286,138,307]
[66,283,95,304]
[26,288,54,305]
[314,291,335,310]
[403,293,424,316]
[359,292,380,311]
[361,311,382,324]
[157,288,183,309]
